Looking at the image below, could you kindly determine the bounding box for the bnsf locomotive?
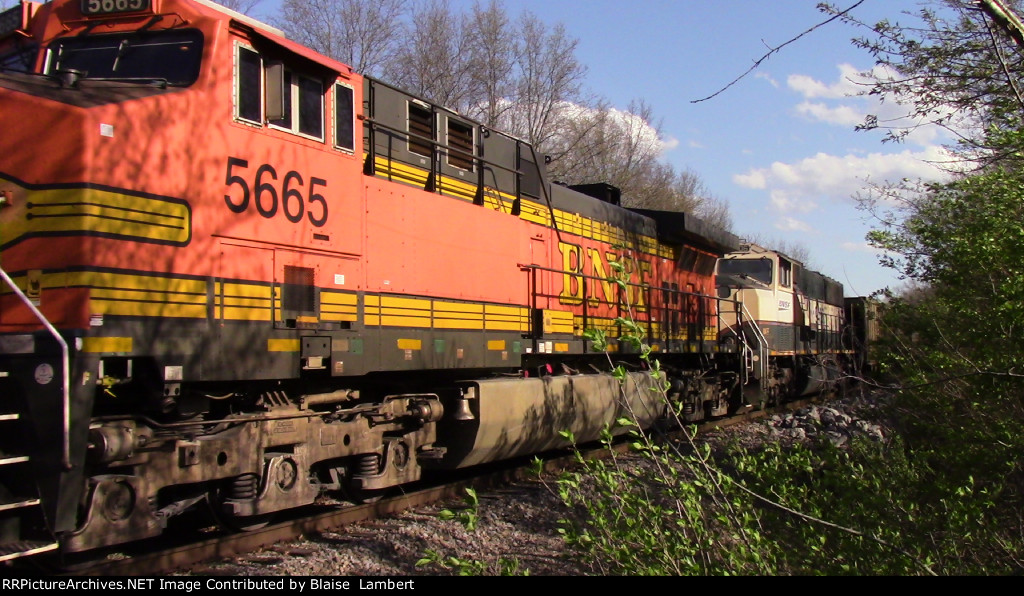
[0,0,870,563]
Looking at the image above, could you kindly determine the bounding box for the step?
[0,497,40,513]
[0,540,59,563]
[0,455,29,466]
[0,413,19,421]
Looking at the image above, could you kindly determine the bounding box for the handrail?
[715,297,768,387]
[524,142,562,245]
[739,300,770,383]
[0,267,71,470]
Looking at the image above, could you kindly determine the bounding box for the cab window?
[717,257,772,285]
[236,45,263,124]
[780,259,792,288]
[334,82,355,152]
[269,70,324,140]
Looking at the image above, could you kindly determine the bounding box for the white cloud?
[841,241,884,255]
[786,63,956,148]
[787,63,867,99]
[755,71,779,88]
[733,146,955,213]
[775,216,812,232]
[769,189,816,213]
[661,136,681,151]
[734,169,766,189]
[794,101,863,127]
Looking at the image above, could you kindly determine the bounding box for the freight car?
[0,0,863,564]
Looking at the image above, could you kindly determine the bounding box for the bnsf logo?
[779,300,791,310]
[558,242,650,310]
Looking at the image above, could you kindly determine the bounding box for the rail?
[0,266,71,469]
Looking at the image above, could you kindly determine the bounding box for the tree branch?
[691,0,866,103]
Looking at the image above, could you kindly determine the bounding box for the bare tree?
[541,98,731,231]
[387,0,476,109]
[693,194,734,234]
[504,12,588,150]
[462,0,518,128]
[275,0,405,75]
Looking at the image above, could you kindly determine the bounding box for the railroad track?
[14,396,824,577]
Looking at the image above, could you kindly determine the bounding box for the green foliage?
[416,548,528,577]
[543,231,1024,574]
[550,432,776,575]
[415,487,529,576]
[859,159,1024,573]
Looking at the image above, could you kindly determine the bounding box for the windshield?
[717,257,773,285]
[44,29,203,86]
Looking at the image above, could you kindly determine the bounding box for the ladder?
[0,411,59,562]
[0,264,64,562]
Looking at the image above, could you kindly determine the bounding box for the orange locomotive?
[0,0,750,562]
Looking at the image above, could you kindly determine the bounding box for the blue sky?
[251,0,953,297]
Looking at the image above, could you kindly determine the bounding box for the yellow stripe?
[381,296,432,310]
[1,180,190,245]
[382,315,431,327]
[543,309,575,334]
[434,301,484,314]
[397,339,422,350]
[221,282,273,299]
[484,304,523,316]
[487,340,506,351]
[91,300,206,319]
[373,157,520,207]
[81,337,133,353]
[90,288,205,304]
[320,291,357,306]
[268,339,300,352]
[321,303,358,314]
[62,272,206,293]
[435,319,484,330]
[220,296,271,308]
[554,342,569,352]
[222,307,272,321]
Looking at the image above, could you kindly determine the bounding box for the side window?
[270,70,324,140]
[236,45,262,124]
[298,75,323,138]
[780,259,792,288]
[447,118,474,170]
[334,82,355,152]
[408,102,434,158]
